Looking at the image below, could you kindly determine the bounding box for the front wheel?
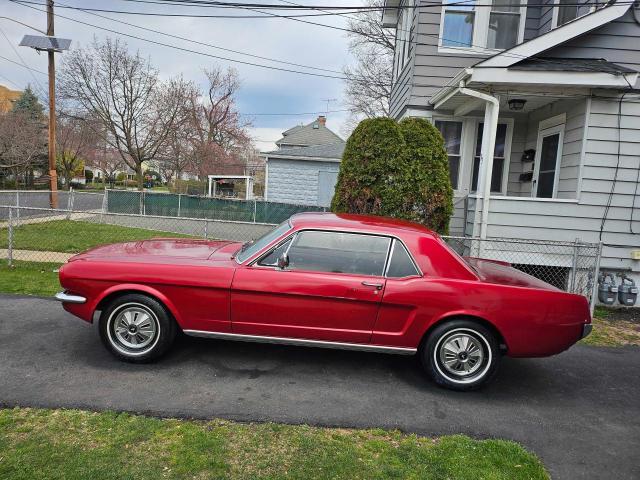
[99,294,177,363]
[421,320,500,391]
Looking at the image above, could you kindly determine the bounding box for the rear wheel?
[99,294,177,363]
[421,319,500,391]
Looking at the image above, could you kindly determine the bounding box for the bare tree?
[157,122,193,186]
[0,111,47,186]
[56,111,98,189]
[89,143,124,187]
[343,0,394,125]
[59,37,193,190]
[187,67,250,181]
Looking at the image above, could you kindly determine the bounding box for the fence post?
[100,188,108,224]
[589,242,603,315]
[177,194,181,217]
[15,191,19,226]
[66,187,74,220]
[204,219,209,239]
[7,207,14,267]
[253,199,257,223]
[139,191,144,216]
[569,238,580,292]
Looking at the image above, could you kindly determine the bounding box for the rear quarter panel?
[376,277,590,356]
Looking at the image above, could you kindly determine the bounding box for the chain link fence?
[442,235,601,308]
[1,190,602,309]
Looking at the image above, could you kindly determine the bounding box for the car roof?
[290,212,438,238]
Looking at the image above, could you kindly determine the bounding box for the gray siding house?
[385,0,640,288]
[263,116,345,207]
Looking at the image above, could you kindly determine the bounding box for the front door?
[231,230,391,344]
[533,126,563,198]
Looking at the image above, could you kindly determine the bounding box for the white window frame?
[433,117,468,193]
[551,0,594,28]
[438,0,527,55]
[433,115,514,196]
[470,118,514,195]
[532,115,566,199]
[393,0,414,81]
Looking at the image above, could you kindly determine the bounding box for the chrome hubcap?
[438,333,485,377]
[112,306,157,350]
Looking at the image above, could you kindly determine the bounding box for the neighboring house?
[0,84,21,113]
[384,0,640,289]
[263,116,345,207]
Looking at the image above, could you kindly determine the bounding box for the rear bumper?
[54,291,87,304]
[580,323,593,340]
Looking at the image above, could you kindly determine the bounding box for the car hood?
[464,257,560,291]
[69,238,241,263]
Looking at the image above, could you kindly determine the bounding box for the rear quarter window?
[386,240,420,278]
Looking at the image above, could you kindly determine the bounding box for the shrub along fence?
[105,190,326,224]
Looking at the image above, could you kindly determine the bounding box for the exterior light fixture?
[508,99,527,111]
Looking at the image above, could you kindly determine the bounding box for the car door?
[230,230,391,344]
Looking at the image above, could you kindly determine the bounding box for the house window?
[440,0,524,52]
[487,0,521,49]
[556,0,579,26]
[435,120,462,190]
[393,0,414,80]
[441,0,475,48]
[471,123,508,193]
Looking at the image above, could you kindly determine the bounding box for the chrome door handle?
[361,281,383,290]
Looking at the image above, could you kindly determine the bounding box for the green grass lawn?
[0,261,61,296]
[580,306,640,347]
[0,220,194,253]
[0,408,548,480]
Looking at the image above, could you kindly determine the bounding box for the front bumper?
[580,323,593,339]
[54,291,87,304]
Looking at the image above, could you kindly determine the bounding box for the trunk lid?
[464,257,560,291]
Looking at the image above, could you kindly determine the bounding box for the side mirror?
[277,253,289,270]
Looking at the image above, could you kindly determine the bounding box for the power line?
[10,0,354,80]
[0,52,48,75]
[49,0,346,75]
[241,108,349,116]
[0,26,48,98]
[13,0,382,18]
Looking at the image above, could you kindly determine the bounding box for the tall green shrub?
[398,117,453,234]
[331,118,407,216]
[331,117,453,234]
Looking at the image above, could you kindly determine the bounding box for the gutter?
[457,87,500,241]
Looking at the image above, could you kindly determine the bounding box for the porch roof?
[430,62,638,113]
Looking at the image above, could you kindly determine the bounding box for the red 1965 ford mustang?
[56,213,591,390]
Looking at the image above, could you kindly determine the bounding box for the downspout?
[459,87,500,240]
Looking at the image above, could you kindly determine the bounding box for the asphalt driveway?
[1,294,638,479]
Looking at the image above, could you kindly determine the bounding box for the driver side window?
[285,230,390,276]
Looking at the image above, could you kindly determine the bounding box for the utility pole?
[47,0,58,208]
[19,2,70,209]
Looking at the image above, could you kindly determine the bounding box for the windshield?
[235,220,292,264]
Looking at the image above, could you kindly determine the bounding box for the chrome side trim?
[183,330,417,355]
[54,291,87,304]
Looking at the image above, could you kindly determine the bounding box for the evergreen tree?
[331,117,453,234]
[11,86,45,121]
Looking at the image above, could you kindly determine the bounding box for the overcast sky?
[0,0,361,150]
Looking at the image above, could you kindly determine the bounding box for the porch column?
[460,88,499,241]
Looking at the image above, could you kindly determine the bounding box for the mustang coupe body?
[57,213,591,390]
